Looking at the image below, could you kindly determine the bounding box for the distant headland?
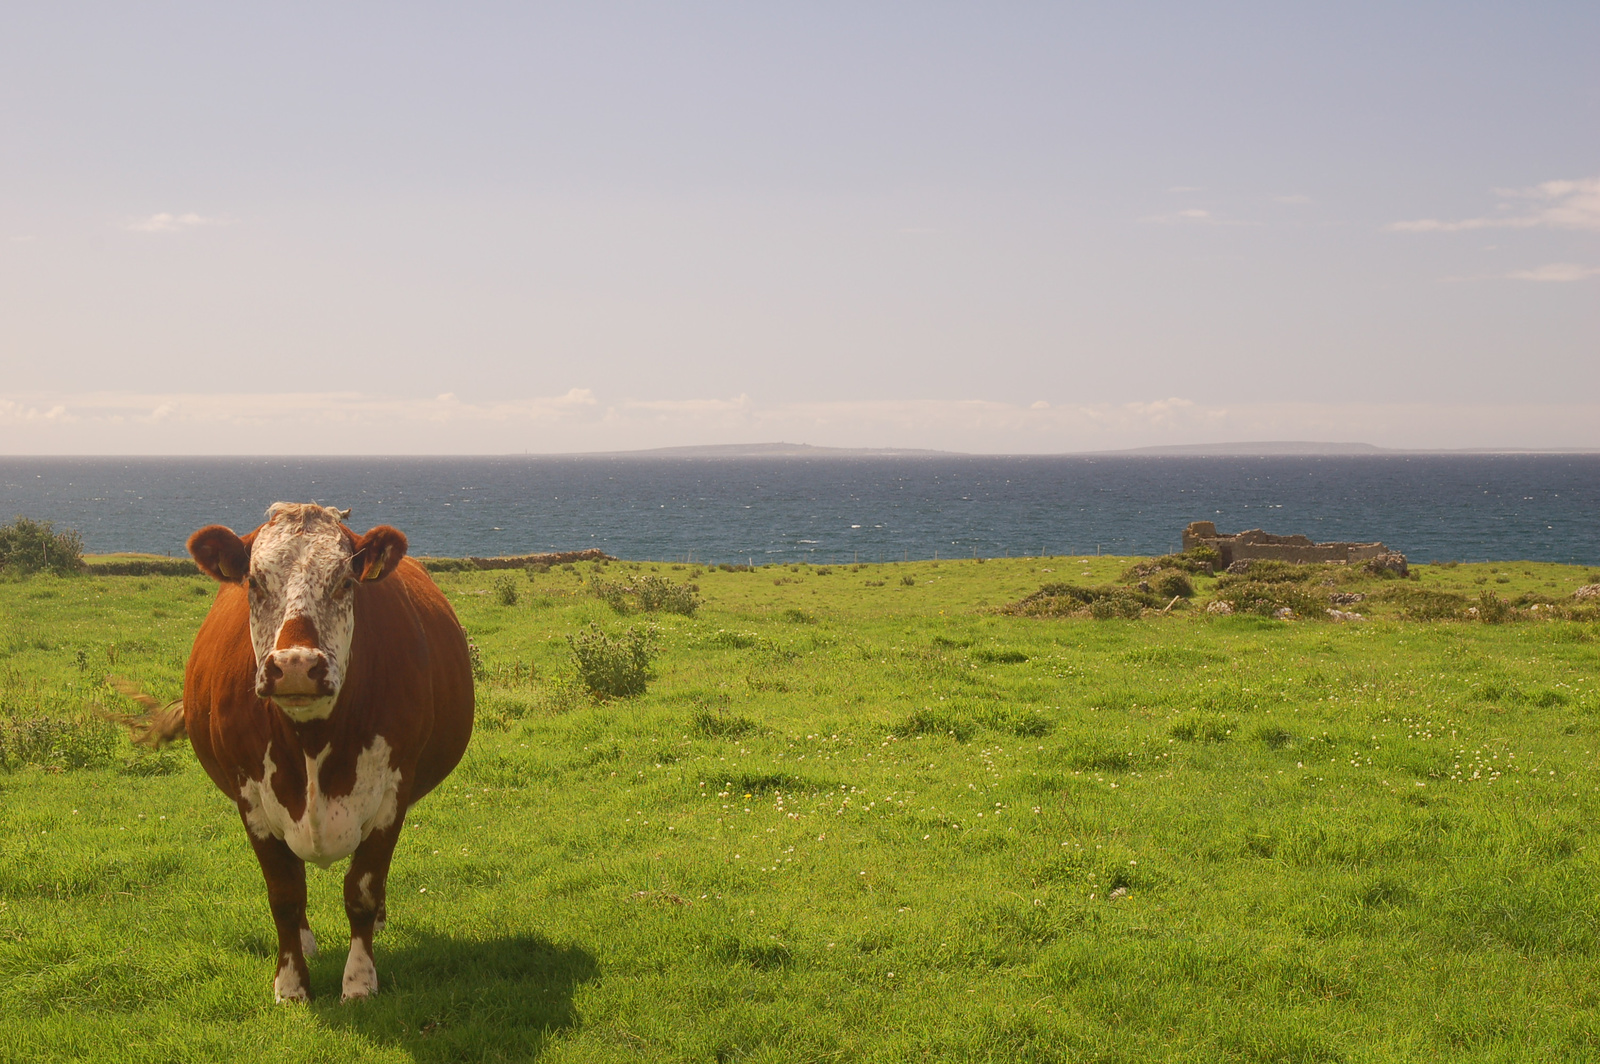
[538,441,1598,459]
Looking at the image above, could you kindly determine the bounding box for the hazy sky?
[3,2,1596,453]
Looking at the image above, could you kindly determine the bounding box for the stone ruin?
[1183,521,1406,574]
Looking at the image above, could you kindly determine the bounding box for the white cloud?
[1141,208,1218,224]
[4,391,1599,453]
[1503,262,1600,282]
[123,212,228,233]
[1389,177,1600,233]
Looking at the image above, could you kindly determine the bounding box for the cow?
[113,502,474,1002]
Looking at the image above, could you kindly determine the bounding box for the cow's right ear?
[188,525,252,583]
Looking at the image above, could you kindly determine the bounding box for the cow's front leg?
[341,823,402,1001]
[246,832,312,1002]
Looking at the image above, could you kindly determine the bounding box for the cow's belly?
[241,737,402,869]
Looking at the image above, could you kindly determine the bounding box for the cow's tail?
[99,676,188,748]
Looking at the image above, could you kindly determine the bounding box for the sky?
[2,2,1596,454]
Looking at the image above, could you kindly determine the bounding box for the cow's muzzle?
[258,646,334,705]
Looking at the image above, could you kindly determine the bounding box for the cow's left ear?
[352,525,408,582]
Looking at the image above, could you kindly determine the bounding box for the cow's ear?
[189,525,251,583]
[352,525,408,582]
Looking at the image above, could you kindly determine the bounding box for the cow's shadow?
[309,932,598,1061]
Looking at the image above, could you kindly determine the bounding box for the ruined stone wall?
[1182,521,1391,567]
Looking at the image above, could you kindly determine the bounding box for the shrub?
[1002,583,1161,618]
[1476,591,1512,624]
[1214,560,1335,588]
[0,516,85,576]
[1153,571,1195,599]
[1123,546,1219,579]
[492,574,519,606]
[635,575,699,616]
[1089,593,1145,620]
[568,623,658,699]
[901,575,916,586]
[0,715,118,771]
[587,574,634,613]
[1378,586,1468,621]
[1217,581,1326,619]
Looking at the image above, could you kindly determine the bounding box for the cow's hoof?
[341,939,378,1002]
[273,969,310,1003]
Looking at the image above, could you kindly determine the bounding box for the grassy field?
[3,554,1600,1062]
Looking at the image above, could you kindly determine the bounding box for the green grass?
[3,556,1600,1062]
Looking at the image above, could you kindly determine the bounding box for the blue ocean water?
[1,454,1597,566]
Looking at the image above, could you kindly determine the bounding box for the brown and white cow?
[129,502,473,1002]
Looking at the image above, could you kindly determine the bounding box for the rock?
[1206,600,1234,616]
[1326,608,1365,622]
[1365,552,1409,578]
[1273,607,1296,620]
[1225,560,1253,575]
[1574,584,1600,601]
[1328,592,1365,606]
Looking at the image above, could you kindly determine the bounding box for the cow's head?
[188,503,407,722]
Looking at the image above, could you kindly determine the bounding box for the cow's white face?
[188,503,408,723]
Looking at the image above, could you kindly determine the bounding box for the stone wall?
[1182,521,1393,567]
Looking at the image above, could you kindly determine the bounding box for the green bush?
[0,516,84,576]
[1090,593,1145,620]
[587,574,634,613]
[567,623,658,699]
[635,576,699,616]
[1153,571,1195,599]
[1378,586,1468,621]
[492,574,519,607]
[0,715,118,771]
[1217,581,1326,619]
[1003,583,1161,618]
[1476,591,1512,624]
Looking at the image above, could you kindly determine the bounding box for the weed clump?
[1475,591,1512,624]
[1169,711,1236,742]
[567,623,658,699]
[1378,586,1469,621]
[492,574,519,606]
[899,708,974,742]
[691,707,759,739]
[588,574,699,616]
[0,516,84,577]
[1123,545,1219,579]
[1214,581,1326,619]
[1003,583,1161,619]
[0,715,118,770]
[901,575,916,586]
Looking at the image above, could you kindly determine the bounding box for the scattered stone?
[1325,608,1365,622]
[1225,560,1253,575]
[1574,584,1600,601]
[1206,601,1234,616]
[1273,607,1296,620]
[1328,592,1366,606]
[1108,886,1128,900]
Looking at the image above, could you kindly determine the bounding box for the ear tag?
[219,559,240,580]
[363,547,388,581]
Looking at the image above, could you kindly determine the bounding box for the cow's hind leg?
[246,833,312,1002]
[341,824,401,1001]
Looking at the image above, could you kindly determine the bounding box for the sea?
[2,454,1598,567]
